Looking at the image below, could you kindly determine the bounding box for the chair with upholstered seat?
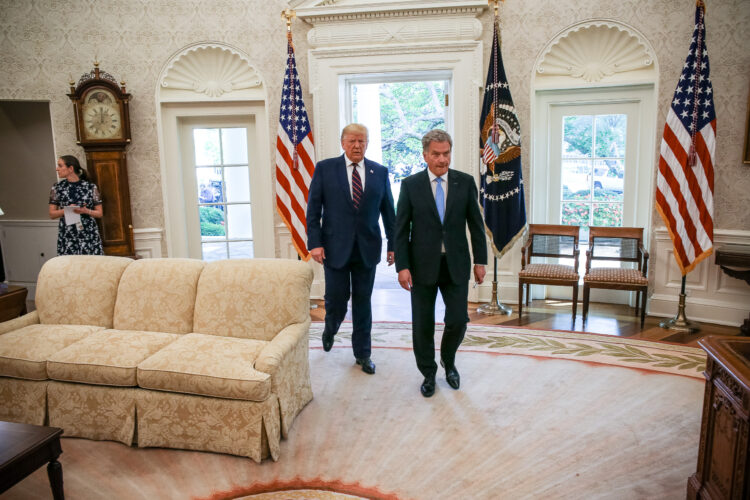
[582,226,649,328]
[518,224,580,319]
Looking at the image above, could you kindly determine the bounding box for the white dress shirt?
[344,154,366,197]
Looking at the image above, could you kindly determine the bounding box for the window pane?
[225,166,250,203]
[561,159,591,201]
[562,115,592,157]
[221,128,248,165]
[227,204,252,239]
[229,241,254,259]
[561,202,590,226]
[593,203,623,227]
[201,242,227,262]
[199,206,225,238]
[196,167,223,203]
[593,159,624,201]
[595,114,626,158]
[193,129,221,166]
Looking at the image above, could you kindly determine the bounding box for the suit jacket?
[306,154,396,269]
[394,168,487,284]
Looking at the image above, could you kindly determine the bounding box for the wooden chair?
[518,224,580,319]
[582,226,649,328]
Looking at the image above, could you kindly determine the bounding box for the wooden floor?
[311,287,741,347]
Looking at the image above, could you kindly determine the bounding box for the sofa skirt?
[0,377,47,425]
[48,381,137,445]
[136,390,280,462]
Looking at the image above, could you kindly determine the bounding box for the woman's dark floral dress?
[49,179,104,255]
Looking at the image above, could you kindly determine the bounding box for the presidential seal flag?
[480,16,526,258]
[655,0,715,276]
[275,24,316,261]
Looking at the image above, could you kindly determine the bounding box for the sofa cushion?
[47,329,180,387]
[193,259,313,341]
[137,333,271,402]
[35,255,133,328]
[113,258,205,334]
[0,324,103,380]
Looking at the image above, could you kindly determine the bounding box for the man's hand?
[473,264,486,285]
[398,269,413,291]
[310,247,325,264]
[386,251,395,266]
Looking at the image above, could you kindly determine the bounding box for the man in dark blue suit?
[395,129,487,397]
[306,124,396,374]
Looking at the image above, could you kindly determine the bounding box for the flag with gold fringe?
[479,15,526,258]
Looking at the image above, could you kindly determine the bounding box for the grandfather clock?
[67,63,135,257]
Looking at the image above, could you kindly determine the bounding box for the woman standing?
[48,155,104,255]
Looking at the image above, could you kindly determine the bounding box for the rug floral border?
[309,322,706,379]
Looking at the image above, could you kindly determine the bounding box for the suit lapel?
[444,170,460,220]
[336,155,354,209]
[419,170,441,223]
[362,159,375,204]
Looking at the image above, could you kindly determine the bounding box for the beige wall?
[0,101,57,219]
[0,0,747,252]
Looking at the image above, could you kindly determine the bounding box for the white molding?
[277,224,324,298]
[649,227,750,327]
[133,227,163,259]
[0,219,58,300]
[297,1,487,21]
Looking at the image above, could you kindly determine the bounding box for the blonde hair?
[341,123,369,140]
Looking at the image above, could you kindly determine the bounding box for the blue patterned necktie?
[435,176,445,223]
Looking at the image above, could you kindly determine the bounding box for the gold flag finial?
[488,0,503,18]
[282,8,296,32]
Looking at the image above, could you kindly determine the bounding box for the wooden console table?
[714,245,750,336]
[0,421,64,499]
[0,285,27,323]
[688,336,750,499]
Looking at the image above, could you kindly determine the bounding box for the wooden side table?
[0,421,64,499]
[0,285,28,323]
[714,245,750,336]
[688,336,750,500]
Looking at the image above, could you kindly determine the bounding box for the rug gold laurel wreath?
[310,322,706,378]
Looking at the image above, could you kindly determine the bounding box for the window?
[560,113,626,243]
[192,127,253,261]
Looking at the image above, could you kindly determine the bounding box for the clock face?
[82,88,122,140]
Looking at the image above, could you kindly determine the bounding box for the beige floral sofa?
[0,255,313,462]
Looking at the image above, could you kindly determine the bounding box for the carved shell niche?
[537,23,654,83]
[162,45,262,98]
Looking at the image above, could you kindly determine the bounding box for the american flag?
[655,0,715,276]
[275,33,315,261]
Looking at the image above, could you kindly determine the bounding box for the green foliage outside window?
[199,206,225,237]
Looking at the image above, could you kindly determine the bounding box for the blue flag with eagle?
[479,18,526,258]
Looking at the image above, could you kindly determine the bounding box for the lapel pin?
[370,169,373,173]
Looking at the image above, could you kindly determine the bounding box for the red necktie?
[351,164,362,210]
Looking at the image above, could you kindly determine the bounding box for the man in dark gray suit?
[394,129,487,397]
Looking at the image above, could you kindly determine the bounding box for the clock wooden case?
[68,64,135,257]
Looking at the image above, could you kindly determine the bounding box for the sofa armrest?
[254,318,311,376]
[0,310,40,335]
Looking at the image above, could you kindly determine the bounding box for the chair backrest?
[36,255,133,327]
[113,258,206,334]
[192,258,313,341]
[527,224,579,259]
[588,226,643,265]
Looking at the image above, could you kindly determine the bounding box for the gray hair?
[341,123,369,140]
[421,129,452,151]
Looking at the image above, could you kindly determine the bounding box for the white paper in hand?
[63,206,82,226]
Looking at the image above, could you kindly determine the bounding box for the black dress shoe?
[355,357,376,374]
[420,376,436,397]
[441,360,460,390]
[322,330,334,352]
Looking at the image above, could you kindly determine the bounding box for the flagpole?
[477,0,511,316]
[659,276,698,333]
[281,8,317,311]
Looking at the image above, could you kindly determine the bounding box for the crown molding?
[297,1,487,24]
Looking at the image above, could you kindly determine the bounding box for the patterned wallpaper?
[0,0,747,248]
[479,0,750,230]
